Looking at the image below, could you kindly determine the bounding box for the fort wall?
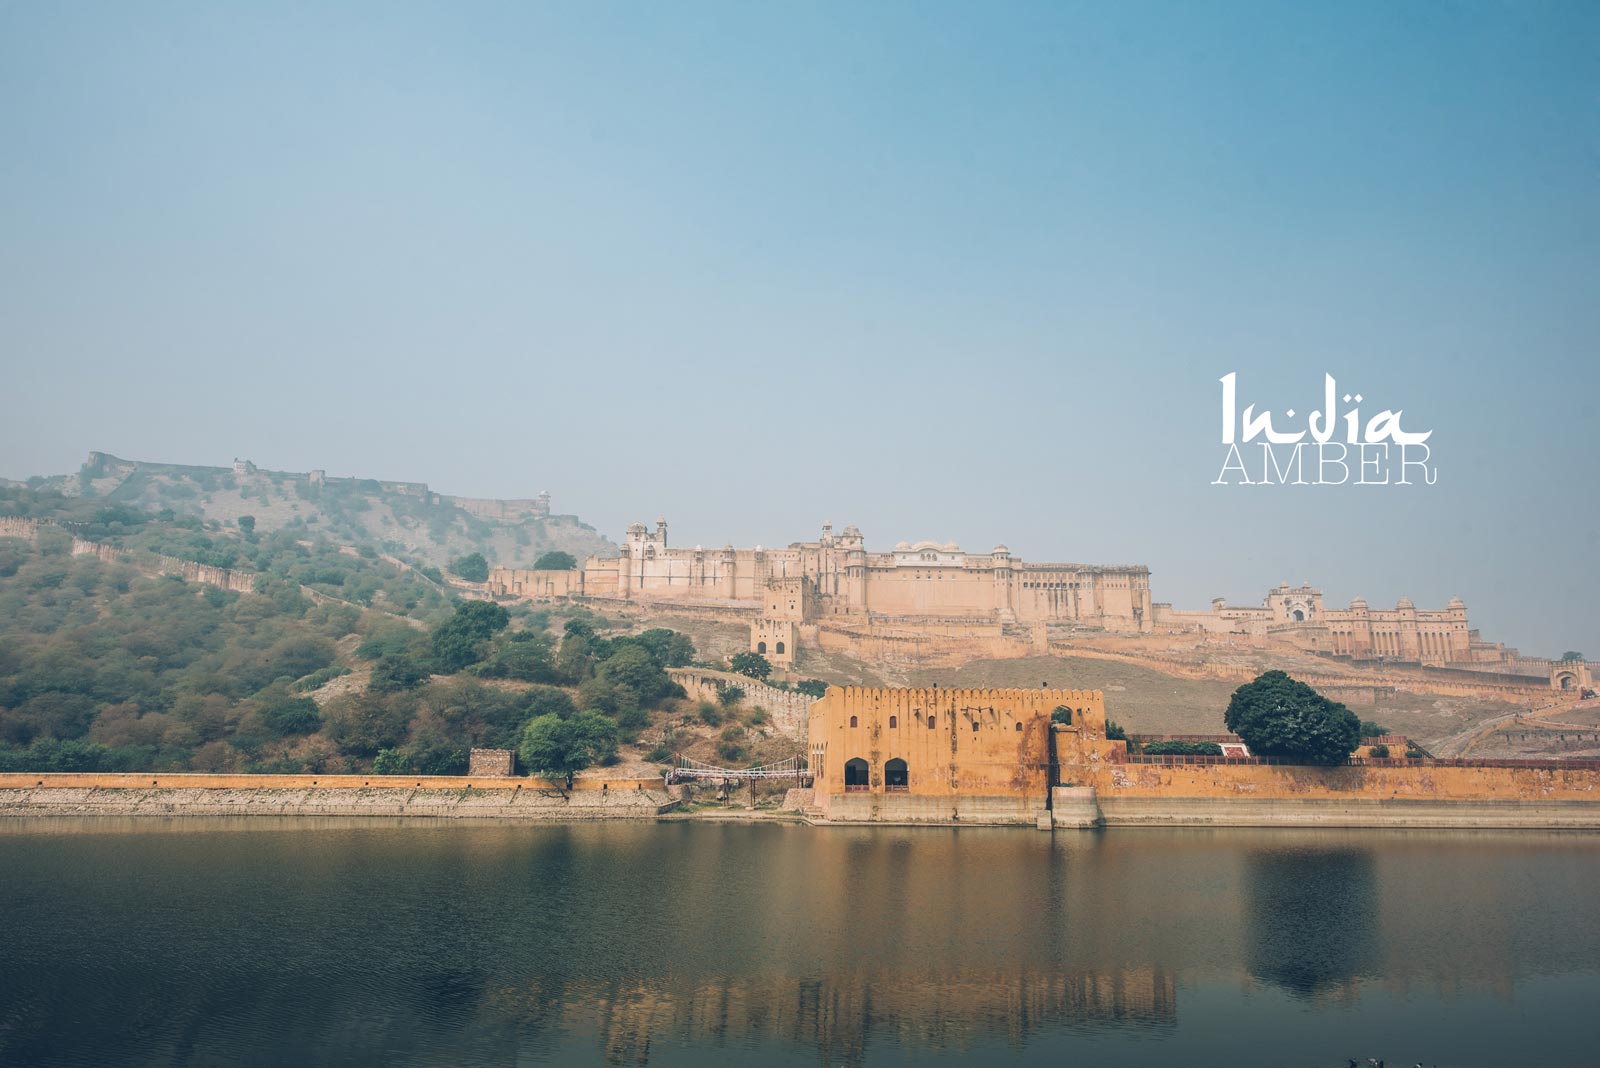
[666,668,815,740]
[0,517,257,594]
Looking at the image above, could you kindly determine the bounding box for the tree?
[794,679,829,698]
[259,692,321,736]
[533,550,577,571]
[237,515,256,535]
[730,651,772,681]
[596,644,674,705]
[478,632,557,682]
[449,552,489,583]
[1359,720,1389,738]
[1561,651,1584,662]
[369,653,430,693]
[518,711,617,789]
[625,628,695,667]
[1224,671,1361,766]
[373,748,411,774]
[430,600,510,673]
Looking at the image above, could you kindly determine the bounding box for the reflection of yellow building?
[807,686,1107,824]
[507,967,1177,1067]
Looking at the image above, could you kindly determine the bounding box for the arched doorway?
[844,758,870,792]
[884,758,908,791]
[1556,671,1577,691]
[757,641,767,654]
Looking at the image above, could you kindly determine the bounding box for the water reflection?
[508,968,1176,1066]
[2,820,1598,1067]
[1245,846,1379,996]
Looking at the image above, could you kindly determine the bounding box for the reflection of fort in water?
[490,967,1177,1066]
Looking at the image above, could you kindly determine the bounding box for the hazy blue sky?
[2,2,1595,655]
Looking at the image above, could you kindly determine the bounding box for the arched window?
[844,757,869,790]
[885,758,908,791]
[757,641,767,654]
[888,716,897,728]
[775,641,785,654]
[1014,722,1022,732]
[972,720,980,732]
[849,715,858,727]
[928,715,936,729]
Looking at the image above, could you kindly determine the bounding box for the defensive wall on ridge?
[0,516,258,594]
[666,667,814,740]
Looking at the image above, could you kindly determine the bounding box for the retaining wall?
[821,792,1045,826]
[0,786,675,820]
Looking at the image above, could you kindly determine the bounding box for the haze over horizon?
[2,2,1595,656]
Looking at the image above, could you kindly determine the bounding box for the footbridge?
[665,754,811,786]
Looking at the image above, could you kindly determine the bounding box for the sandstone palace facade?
[490,518,1154,653]
[486,517,1589,689]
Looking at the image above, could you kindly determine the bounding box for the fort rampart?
[0,516,257,594]
[666,668,815,740]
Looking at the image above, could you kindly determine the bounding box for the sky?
[1,2,1595,656]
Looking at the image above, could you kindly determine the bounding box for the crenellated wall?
[808,686,1105,824]
[666,668,815,740]
[0,516,258,594]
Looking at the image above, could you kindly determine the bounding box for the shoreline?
[6,783,1600,830]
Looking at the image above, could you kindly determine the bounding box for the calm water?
[2,819,1598,1067]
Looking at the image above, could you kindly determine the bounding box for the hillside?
[32,451,614,570]
[0,487,794,777]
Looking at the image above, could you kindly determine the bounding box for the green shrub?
[697,701,723,726]
[1050,705,1073,725]
[1105,721,1127,741]
[717,684,744,709]
[1142,741,1224,757]
[373,748,411,774]
[1368,743,1390,758]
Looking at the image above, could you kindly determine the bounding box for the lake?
[2,818,1597,1066]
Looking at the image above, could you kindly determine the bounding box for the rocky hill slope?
[36,452,614,569]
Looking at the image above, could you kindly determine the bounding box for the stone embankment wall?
[0,772,664,791]
[0,773,675,820]
[811,623,1037,666]
[1047,740,1600,828]
[1090,759,1600,802]
[667,668,815,740]
[1047,642,1554,699]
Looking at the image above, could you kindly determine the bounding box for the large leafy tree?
[518,711,618,789]
[533,550,577,571]
[448,552,490,583]
[1223,671,1361,766]
[430,600,510,673]
[729,651,772,681]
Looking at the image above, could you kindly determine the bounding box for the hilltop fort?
[491,516,1592,695]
